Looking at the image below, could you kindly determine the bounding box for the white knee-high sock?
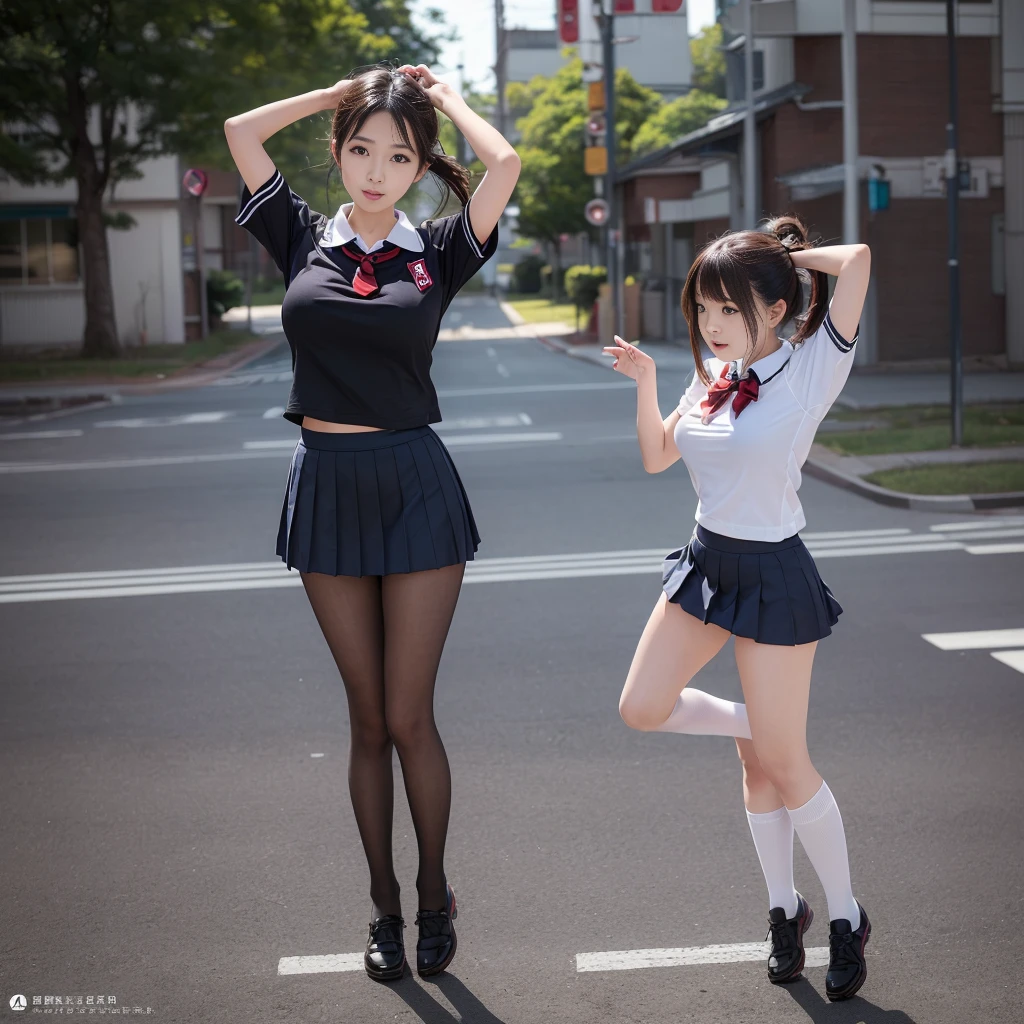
[746,806,799,918]
[787,780,860,926]
[651,689,752,739]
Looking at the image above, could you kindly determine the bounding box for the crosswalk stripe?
[965,542,1024,555]
[0,429,84,441]
[278,954,363,975]
[576,943,830,972]
[94,412,232,428]
[921,628,1024,650]
[991,650,1024,673]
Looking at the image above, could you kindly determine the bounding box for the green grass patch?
[864,461,1024,495]
[820,403,1024,455]
[249,282,285,305]
[504,294,580,329]
[0,328,262,383]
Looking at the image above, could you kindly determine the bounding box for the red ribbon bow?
[699,364,760,424]
[340,243,403,298]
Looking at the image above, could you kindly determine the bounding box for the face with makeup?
[333,110,428,214]
[695,289,788,365]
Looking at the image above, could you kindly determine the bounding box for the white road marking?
[576,942,830,972]
[0,429,84,441]
[438,414,533,430]
[94,412,232,428]
[212,370,292,386]
[0,451,292,473]
[496,363,510,378]
[263,407,285,419]
[440,431,561,446]
[991,649,1024,674]
[809,541,964,558]
[2,530,1020,605]
[486,347,496,357]
[436,382,632,397]
[930,517,1024,532]
[278,953,363,975]
[966,542,1024,555]
[922,628,1024,650]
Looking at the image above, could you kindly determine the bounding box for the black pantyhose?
[300,563,465,916]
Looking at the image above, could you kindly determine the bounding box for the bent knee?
[754,751,814,794]
[618,694,666,732]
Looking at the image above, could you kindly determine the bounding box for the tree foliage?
[690,22,726,97]
[510,55,660,246]
[630,89,727,158]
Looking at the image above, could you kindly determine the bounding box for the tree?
[0,0,440,356]
[630,90,727,158]
[690,22,726,98]
[511,55,660,265]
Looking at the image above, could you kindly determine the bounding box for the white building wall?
[0,155,185,345]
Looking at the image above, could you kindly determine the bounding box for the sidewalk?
[532,328,1024,511]
[0,331,285,421]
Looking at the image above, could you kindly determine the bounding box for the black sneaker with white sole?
[765,892,814,984]
[826,901,871,1001]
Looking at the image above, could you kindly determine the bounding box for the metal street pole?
[494,0,507,138]
[742,0,756,228]
[599,2,622,339]
[841,0,859,244]
[946,0,963,446]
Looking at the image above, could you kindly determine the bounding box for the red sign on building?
[558,0,579,43]
[652,0,684,11]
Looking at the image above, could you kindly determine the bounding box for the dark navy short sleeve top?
[235,169,499,428]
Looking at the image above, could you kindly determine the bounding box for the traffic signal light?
[558,0,579,44]
[584,110,607,176]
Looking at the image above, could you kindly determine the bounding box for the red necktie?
[340,243,403,298]
[699,364,760,424]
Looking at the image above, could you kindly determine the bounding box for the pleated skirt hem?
[662,524,843,646]
[276,425,480,576]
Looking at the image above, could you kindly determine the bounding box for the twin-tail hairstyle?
[329,65,471,215]
[681,214,830,386]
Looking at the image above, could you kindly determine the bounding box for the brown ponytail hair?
[680,214,829,386]
[329,66,471,214]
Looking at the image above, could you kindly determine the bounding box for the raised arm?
[789,243,871,343]
[224,82,351,194]
[602,336,683,474]
[398,65,521,247]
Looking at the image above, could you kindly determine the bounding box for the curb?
[536,329,1024,512]
[0,334,285,416]
[802,450,1024,511]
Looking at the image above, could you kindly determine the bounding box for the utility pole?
[494,0,507,139]
[597,1,621,339]
[456,60,468,166]
[742,0,756,228]
[946,0,963,446]
[841,0,859,245]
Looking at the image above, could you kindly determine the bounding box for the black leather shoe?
[826,901,871,1001]
[364,913,406,982]
[415,882,458,977]
[765,892,814,984]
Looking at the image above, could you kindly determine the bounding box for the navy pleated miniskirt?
[661,524,843,646]
[277,426,481,576]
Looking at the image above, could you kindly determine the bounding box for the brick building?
[616,0,1021,367]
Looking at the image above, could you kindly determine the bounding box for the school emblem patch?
[408,259,433,292]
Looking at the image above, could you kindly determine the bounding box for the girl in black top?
[225,65,520,982]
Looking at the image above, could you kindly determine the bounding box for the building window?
[0,211,81,286]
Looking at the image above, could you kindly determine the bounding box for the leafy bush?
[512,255,545,294]
[564,265,608,316]
[207,269,245,318]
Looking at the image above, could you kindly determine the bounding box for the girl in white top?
[604,216,873,1002]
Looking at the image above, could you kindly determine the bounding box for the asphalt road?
[1,294,1021,1024]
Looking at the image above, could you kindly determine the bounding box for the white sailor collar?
[736,339,794,382]
[320,202,425,254]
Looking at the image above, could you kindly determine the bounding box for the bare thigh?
[734,636,822,808]
[618,594,731,730]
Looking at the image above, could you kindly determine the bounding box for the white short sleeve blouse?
[672,304,859,541]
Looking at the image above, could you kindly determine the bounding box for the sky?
[417,0,717,94]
